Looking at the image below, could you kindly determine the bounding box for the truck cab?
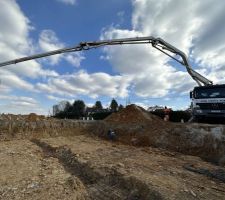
[190,84,225,119]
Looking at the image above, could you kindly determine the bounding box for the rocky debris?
[183,164,225,183]
[27,182,40,189]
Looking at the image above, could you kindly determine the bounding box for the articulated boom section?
[0,36,212,86]
[150,38,213,86]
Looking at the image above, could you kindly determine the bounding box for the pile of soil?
[102,104,172,147]
[0,113,46,121]
[105,104,163,124]
[102,105,225,165]
[27,113,40,121]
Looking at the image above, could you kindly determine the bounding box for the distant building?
[85,107,109,116]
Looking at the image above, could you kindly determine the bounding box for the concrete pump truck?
[0,36,224,120]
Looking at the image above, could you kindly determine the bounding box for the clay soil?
[105,104,163,124]
[1,105,225,199]
[0,133,225,200]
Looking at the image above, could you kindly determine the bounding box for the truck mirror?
[190,91,193,98]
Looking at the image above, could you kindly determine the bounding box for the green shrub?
[91,111,113,120]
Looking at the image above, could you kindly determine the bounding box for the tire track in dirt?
[31,138,164,200]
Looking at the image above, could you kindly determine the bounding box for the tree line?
[53,98,124,119]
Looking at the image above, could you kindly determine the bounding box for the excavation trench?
[31,139,164,200]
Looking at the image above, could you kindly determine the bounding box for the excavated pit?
[1,107,225,199]
[1,105,225,165]
[1,132,225,199]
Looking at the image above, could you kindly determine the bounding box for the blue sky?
[0,0,225,114]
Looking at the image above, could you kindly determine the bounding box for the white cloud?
[0,95,46,114]
[1,0,225,114]
[0,0,59,114]
[0,0,58,91]
[0,70,34,91]
[100,0,225,99]
[131,0,225,75]
[57,0,76,5]
[0,95,37,104]
[38,30,64,65]
[134,102,148,110]
[46,95,68,102]
[101,28,193,98]
[37,70,131,98]
[39,30,85,67]
[191,2,225,74]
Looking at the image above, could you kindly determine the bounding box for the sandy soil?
[1,105,225,199]
[0,139,88,200]
[1,134,225,200]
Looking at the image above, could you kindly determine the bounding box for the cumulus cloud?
[46,95,64,101]
[39,30,85,67]
[37,70,131,98]
[0,70,34,91]
[0,0,57,93]
[101,27,194,98]
[101,0,225,98]
[1,0,225,113]
[131,0,225,74]
[0,95,37,104]
[192,2,225,72]
[57,0,76,5]
[0,95,46,114]
[134,102,149,110]
[36,0,225,102]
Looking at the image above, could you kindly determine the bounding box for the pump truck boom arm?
[0,36,212,86]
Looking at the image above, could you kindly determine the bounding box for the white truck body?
[191,85,225,118]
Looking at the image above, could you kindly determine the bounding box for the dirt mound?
[105,104,162,124]
[27,113,40,121]
[102,107,225,165]
[0,113,46,121]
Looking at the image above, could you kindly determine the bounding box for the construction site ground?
[1,105,225,199]
[1,133,225,200]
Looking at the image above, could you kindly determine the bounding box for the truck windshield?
[195,87,225,99]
